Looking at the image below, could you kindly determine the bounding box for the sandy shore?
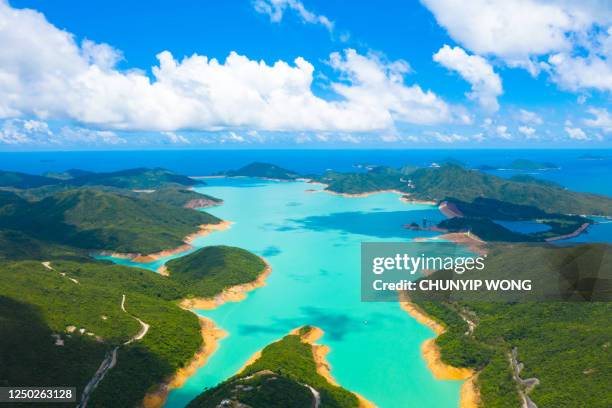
[102,221,232,264]
[399,295,479,408]
[236,327,376,408]
[415,232,487,256]
[180,261,272,310]
[142,317,227,408]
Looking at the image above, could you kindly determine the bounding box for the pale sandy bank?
[142,317,227,408]
[399,295,480,408]
[180,261,272,310]
[98,221,232,264]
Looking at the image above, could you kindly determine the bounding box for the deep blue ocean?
[1,149,611,196]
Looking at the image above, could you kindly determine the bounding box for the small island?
[165,245,269,299]
[187,326,370,408]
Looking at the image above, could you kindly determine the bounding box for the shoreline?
[99,221,233,264]
[179,261,272,310]
[142,316,227,408]
[414,232,487,256]
[141,259,270,407]
[399,295,480,408]
[236,326,376,408]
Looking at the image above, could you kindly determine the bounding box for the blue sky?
[0,0,611,149]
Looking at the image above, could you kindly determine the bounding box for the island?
[477,159,559,171]
[187,326,371,408]
[219,162,300,180]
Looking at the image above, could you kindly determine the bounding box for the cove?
[103,178,462,407]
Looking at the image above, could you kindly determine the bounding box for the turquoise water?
[106,177,462,407]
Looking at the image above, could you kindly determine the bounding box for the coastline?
[141,260,270,407]
[179,260,272,310]
[142,316,227,408]
[236,326,376,408]
[414,232,487,256]
[399,296,480,408]
[99,221,233,264]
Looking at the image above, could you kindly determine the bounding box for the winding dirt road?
[77,294,149,408]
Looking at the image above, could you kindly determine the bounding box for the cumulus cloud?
[564,124,588,140]
[253,0,333,32]
[433,45,502,111]
[60,127,126,145]
[584,107,612,132]
[496,125,512,140]
[162,131,190,144]
[0,119,53,144]
[421,0,612,92]
[518,109,543,125]
[518,125,537,138]
[329,49,463,126]
[426,131,469,143]
[0,2,462,135]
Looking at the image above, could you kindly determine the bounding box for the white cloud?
[0,119,53,144]
[518,125,537,138]
[547,51,612,92]
[329,49,464,126]
[0,2,462,135]
[427,131,469,143]
[433,45,502,111]
[564,125,588,140]
[518,109,543,125]
[253,0,334,32]
[60,127,126,145]
[584,107,612,132]
[496,125,512,140]
[421,0,612,92]
[162,131,190,144]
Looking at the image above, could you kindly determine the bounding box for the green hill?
[0,259,201,408]
[316,167,405,195]
[222,162,300,180]
[165,246,267,297]
[406,164,612,215]
[67,167,199,189]
[410,243,612,408]
[0,189,221,254]
[188,327,359,408]
[437,197,590,241]
[1,168,199,190]
[0,170,60,189]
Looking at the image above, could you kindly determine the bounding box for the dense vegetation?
[221,162,300,180]
[316,166,406,195]
[166,245,267,297]
[406,164,612,215]
[188,327,360,408]
[410,243,612,407]
[438,197,590,241]
[1,167,199,190]
[0,259,201,408]
[0,189,220,254]
[0,170,61,189]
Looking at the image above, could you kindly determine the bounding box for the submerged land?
[1,161,611,407]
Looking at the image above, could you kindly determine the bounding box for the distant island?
[218,162,300,180]
[477,159,559,171]
[578,154,607,160]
